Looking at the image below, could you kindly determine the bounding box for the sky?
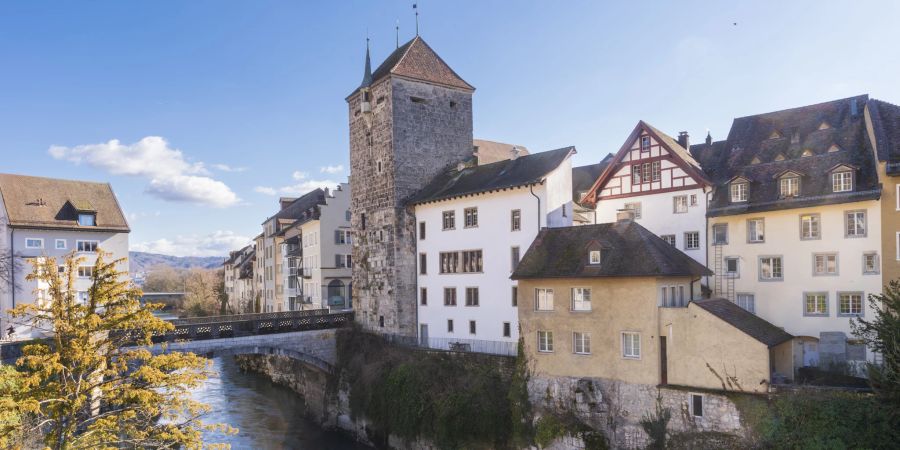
[1,1,898,257]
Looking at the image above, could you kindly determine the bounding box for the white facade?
[415,158,573,349]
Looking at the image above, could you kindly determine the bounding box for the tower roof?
[366,36,474,92]
[359,39,373,89]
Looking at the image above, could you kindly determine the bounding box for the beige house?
[223,244,255,313]
[864,99,900,285]
[513,218,793,393]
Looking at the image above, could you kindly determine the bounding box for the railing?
[382,333,517,357]
[169,308,329,326]
[147,310,353,343]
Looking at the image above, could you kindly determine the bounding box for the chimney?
[510,146,521,160]
[677,131,690,149]
[616,208,635,222]
[850,98,859,117]
[705,131,712,145]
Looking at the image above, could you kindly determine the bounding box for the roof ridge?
[733,94,869,120]
[0,172,111,186]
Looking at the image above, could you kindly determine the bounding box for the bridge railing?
[168,308,329,326]
[381,333,518,357]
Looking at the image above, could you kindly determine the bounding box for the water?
[191,357,371,450]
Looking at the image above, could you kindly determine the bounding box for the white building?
[580,122,711,288]
[280,183,352,311]
[0,173,130,337]
[411,147,575,352]
[223,244,255,313]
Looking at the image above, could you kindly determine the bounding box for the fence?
[382,333,517,357]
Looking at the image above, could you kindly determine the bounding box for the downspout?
[529,183,542,229]
[704,187,712,293]
[10,228,14,309]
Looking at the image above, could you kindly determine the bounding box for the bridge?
[143,309,353,372]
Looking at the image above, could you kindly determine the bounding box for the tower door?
[660,336,668,385]
[419,324,429,346]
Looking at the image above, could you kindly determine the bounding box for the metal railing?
[382,333,517,357]
[147,309,353,343]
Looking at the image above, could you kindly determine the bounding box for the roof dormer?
[774,153,786,162]
[750,157,761,165]
[728,176,750,203]
[827,144,842,153]
[801,149,814,157]
[829,164,856,193]
[818,121,831,130]
[775,170,803,198]
[768,130,783,140]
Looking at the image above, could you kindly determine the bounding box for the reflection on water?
[192,357,370,450]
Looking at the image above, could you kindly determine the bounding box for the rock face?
[348,74,474,337]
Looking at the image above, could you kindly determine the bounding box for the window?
[440,252,458,273]
[511,247,520,271]
[361,213,366,230]
[736,293,755,313]
[78,213,96,226]
[661,235,676,246]
[622,332,641,359]
[832,171,853,192]
[511,209,521,231]
[712,224,728,245]
[462,250,482,273]
[573,332,591,354]
[538,331,554,352]
[77,266,94,278]
[376,160,383,174]
[77,291,89,304]
[55,239,66,250]
[589,250,601,265]
[748,218,765,243]
[469,320,476,335]
[623,202,642,219]
[642,163,651,183]
[465,287,479,306]
[838,292,863,316]
[443,288,457,306]
[731,182,748,202]
[419,253,427,275]
[439,250,483,274]
[442,211,455,230]
[345,209,351,221]
[759,256,783,281]
[691,394,704,418]
[660,285,686,307]
[418,222,425,240]
[76,240,98,252]
[335,254,352,268]
[651,161,661,182]
[725,257,740,277]
[800,214,820,240]
[503,322,511,338]
[535,288,554,311]
[864,252,879,274]
[511,286,518,307]
[780,176,800,197]
[690,194,698,206]
[464,207,478,228]
[684,232,700,250]
[447,319,454,333]
[572,288,592,311]
[804,292,828,316]
[420,287,427,306]
[673,195,688,213]
[813,253,838,276]
[641,135,651,151]
[631,165,642,185]
[846,210,866,237]
[25,238,43,249]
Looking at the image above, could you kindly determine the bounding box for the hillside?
[129,251,224,274]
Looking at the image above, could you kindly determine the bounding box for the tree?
[212,269,229,315]
[0,249,22,294]
[141,264,186,293]
[182,268,220,317]
[853,281,900,417]
[0,250,233,449]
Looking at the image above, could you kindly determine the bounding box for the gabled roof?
[572,155,612,204]
[351,36,474,97]
[582,121,711,206]
[511,220,711,280]
[867,98,900,174]
[409,146,575,205]
[0,173,129,232]
[473,139,530,165]
[693,299,793,348]
[264,188,326,234]
[690,95,881,217]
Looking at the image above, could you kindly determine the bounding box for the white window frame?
[535,288,554,311]
[800,214,821,240]
[759,256,783,281]
[803,292,829,316]
[863,252,880,275]
[442,211,455,230]
[511,209,521,231]
[725,257,740,277]
[537,330,554,353]
[661,234,676,246]
[673,195,688,214]
[464,207,478,228]
[684,231,700,250]
[571,287,592,311]
[845,210,867,238]
[641,135,651,152]
[735,293,755,313]
[747,218,765,243]
[730,182,748,202]
[55,239,67,250]
[573,332,591,355]
[779,176,800,197]
[589,250,601,265]
[812,253,838,276]
[712,224,728,245]
[837,292,864,317]
[622,331,641,359]
[77,266,94,279]
[832,171,853,192]
[76,240,99,253]
[25,238,43,249]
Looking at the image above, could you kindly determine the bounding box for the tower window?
[410,96,427,104]
[376,160,383,174]
[449,101,457,108]
[379,316,385,328]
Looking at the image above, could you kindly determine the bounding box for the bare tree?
[0,249,22,294]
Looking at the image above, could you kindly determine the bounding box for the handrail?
[168,308,329,325]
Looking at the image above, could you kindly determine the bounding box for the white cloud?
[320,164,344,174]
[131,230,250,257]
[254,186,277,196]
[126,211,161,222]
[212,163,248,172]
[292,171,308,180]
[49,137,240,208]
[255,170,339,197]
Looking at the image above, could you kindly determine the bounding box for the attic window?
[589,250,601,265]
[801,149,814,157]
[774,153,786,162]
[750,157,761,165]
[730,180,748,203]
[641,136,651,152]
[78,213,96,226]
[779,174,800,198]
[768,131,783,139]
[449,101,457,108]
[818,122,831,130]
[410,96,427,104]
[828,144,842,153]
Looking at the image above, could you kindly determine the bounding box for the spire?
[705,131,712,145]
[360,38,373,88]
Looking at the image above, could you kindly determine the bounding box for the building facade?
[0,174,130,337]
[411,148,575,351]
[223,244,255,313]
[348,37,475,336]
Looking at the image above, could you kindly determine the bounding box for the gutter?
[529,183,542,229]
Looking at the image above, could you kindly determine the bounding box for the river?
[190,356,371,450]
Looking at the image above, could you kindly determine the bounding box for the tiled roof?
[572,156,612,203]
[867,99,900,174]
[265,188,326,225]
[511,220,712,280]
[690,95,881,217]
[473,139,530,165]
[409,146,575,205]
[0,173,129,232]
[693,298,793,347]
[369,36,474,91]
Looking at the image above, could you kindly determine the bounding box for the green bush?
[534,415,566,447]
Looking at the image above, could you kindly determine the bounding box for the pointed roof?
[359,40,373,89]
[369,36,474,91]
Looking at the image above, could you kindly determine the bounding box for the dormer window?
[828,144,842,153]
[801,149,814,157]
[779,174,800,197]
[750,157,761,165]
[589,250,601,265]
[818,122,831,130]
[768,131,782,139]
[730,180,748,203]
[640,135,651,152]
[832,170,853,192]
[78,213,96,226]
[774,153,786,162]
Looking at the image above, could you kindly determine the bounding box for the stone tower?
[347,37,475,336]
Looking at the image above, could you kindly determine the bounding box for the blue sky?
[1,1,898,256]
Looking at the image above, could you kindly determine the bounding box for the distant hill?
[129,251,224,275]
